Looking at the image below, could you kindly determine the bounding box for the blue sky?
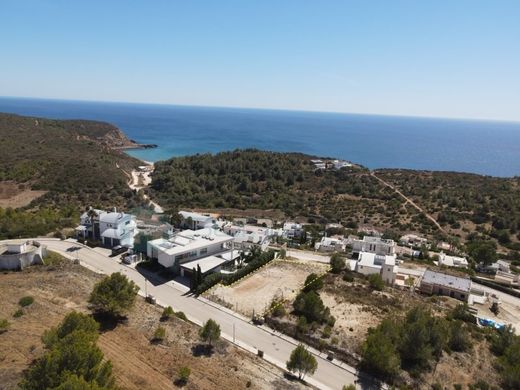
[1,0,519,121]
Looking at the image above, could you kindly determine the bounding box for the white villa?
[178,211,214,230]
[351,236,396,257]
[147,228,235,277]
[355,252,398,284]
[399,234,429,247]
[315,236,347,252]
[223,223,279,248]
[283,222,304,239]
[76,208,138,248]
[438,252,468,269]
[332,159,352,169]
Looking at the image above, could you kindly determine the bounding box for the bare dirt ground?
[192,208,286,221]
[0,255,307,390]
[207,260,328,317]
[0,181,47,208]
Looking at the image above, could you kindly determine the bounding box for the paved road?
[5,238,379,390]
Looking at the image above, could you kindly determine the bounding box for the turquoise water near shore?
[1,97,520,177]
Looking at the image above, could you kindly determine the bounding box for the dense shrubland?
[0,113,143,239]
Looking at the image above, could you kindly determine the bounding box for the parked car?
[110,245,128,257]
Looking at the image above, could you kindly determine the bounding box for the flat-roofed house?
[178,211,214,230]
[99,211,138,248]
[352,236,396,257]
[438,252,468,269]
[419,269,471,301]
[315,236,347,253]
[355,252,398,284]
[283,222,304,239]
[76,207,138,248]
[147,228,234,276]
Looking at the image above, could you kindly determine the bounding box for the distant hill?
[150,149,520,254]
[0,113,144,238]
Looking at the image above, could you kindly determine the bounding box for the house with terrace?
[354,252,398,284]
[178,211,215,230]
[76,207,138,248]
[147,228,235,277]
[419,269,471,301]
[315,236,347,253]
[351,236,396,258]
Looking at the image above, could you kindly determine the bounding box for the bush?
[20,311,115,390]
[342,272,354,282]
[286,344,318,380]
[0,318,10,333]
[302,273,324,292]
[175,311,188,321]
[177,366,191,386]
[153,326,166,342]
[161,306,175,320]
[449,321,472,352]
[199,319,220,347]
[293,291,326,323]
[368,274,384,291]
[330,253,346,274]
[18,296,34,307]
[13,309,24,318]
[88,272,139,317]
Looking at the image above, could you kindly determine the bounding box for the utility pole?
[233,323,235,343]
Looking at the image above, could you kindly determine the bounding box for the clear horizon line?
[1,94,519,125]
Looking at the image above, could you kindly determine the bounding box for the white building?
[76,208,138,248]
[178,211,214,230]
[399,234,429,247]
[352,236,396,257]
[332,160,352,169]
[223,224,279,247]
[438,252,468,269]
[283,222,304,239]
[315,236,347,252]
[147,228,234,276]
[355,252,398,284]
[311,159,326,170]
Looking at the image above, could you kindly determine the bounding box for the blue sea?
[1,97,520,177]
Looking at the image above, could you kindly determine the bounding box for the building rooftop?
[150,228,232,256]
[100,212,132,224]
[422,269,471,292]
[358,252,396,268]
[180,255,229,274]
[179,211,213,223]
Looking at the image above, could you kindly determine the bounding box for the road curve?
[2,238,381,390]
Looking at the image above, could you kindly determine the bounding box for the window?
[200,248,208,255]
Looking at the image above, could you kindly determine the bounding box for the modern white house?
[355,252,398,284]
[438,252,468,269]
[311,159,326,170]
[283,222,304,239]
[351,236,396,257]
[178,211,214,230]
[76,207,138,248]
[222,223,279,248]
[315,236,347,252]
[399,234,429,247]
[147,228,234,276]
[332,159,352,169]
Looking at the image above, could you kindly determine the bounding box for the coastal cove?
[1,97,520,177]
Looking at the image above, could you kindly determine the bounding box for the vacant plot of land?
[0,181,47,208]
[207,259,328,317]
[0,254,305,390]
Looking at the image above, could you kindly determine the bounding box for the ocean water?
[1,97,519,177]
